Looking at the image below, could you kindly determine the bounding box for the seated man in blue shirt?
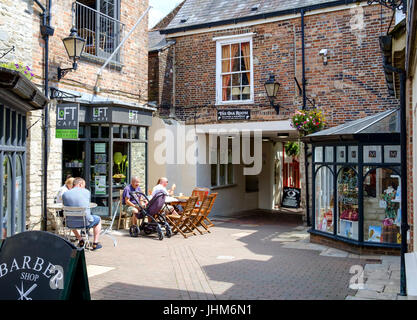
[122,176,146,226]
[62,177,102,250]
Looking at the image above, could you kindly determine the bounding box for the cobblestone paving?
[85,212,368,300]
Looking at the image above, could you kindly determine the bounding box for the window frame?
[215,34,254,105]
[210,141,235,188]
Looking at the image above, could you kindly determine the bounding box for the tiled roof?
[163,0,361,33]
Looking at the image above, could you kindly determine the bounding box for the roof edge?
[160,0,367,35]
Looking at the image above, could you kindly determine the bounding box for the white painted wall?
[148,117,198,195]
[258,141,274,210]
[273,142,284,207]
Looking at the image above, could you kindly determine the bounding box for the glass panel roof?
[307,108,400,137]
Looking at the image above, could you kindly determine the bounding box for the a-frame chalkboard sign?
[0,231,90,300]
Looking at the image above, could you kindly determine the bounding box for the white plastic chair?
[63,206,91,250]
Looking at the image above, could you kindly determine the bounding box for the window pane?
[78,125,85,138]
[315,147,323,162]
[113,125,120,138]
[0,105,3,144]
[91,125,99,138]
[15,156,23,234]
[222,87,231,101]
[231,43,239,58]
[336,146,346,162]
[364,146,382,163]
[101,125,109,138]
[231,87,241,100]
[211,164,217,186]
[337,167,358,240]
[315,166,334,234]
[227,165,233,184]
[222,75,231,87]
[363,167,401,244]
[232,58,240,72]
[232,73,241,86]
[221,44,230,59]
[242,86,250,100]
[3,155,12,237]
[348,146,358,163]
[242,72,250,85]
[139,127,147,140]
[121,126,129,139]
[384,145,401,163]
[222,59,230,73]
[219,164,226,186]
[131,126,137,139]
[325,146,334,162]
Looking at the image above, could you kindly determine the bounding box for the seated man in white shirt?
[152,177,175,197]
[152,177,177,215]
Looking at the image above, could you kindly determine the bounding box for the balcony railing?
[73,1,125,64]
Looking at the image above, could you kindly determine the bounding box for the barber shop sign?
[0,231,90,300]
[56,103,79,139]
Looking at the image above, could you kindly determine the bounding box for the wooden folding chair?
[190,193,217,234]
[166,196,198,238]
[117,190,129,230]
[191,187,210,212]
[202,192,217,228]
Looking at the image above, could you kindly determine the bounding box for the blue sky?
[149,0,183,29]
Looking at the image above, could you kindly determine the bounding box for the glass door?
[62,141,86,183]
[91,141,109,217]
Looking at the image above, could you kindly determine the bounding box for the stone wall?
[0,0,33,66]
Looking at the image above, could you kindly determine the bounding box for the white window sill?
[210,184,237,190]
[215,100,254,106]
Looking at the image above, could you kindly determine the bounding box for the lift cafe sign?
[85,106,152,126]
[0,231,90,300]
[56,103,79,139]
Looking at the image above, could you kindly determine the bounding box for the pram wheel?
[129,225,139,238]
[158,230,164,241]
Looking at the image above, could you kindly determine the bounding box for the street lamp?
[58,27,85,81]
[264,74,281,114]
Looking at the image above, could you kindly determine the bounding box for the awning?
[302,108,400,143]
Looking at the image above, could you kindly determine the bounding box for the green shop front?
[59,102,152,218]
[303,109,402,254]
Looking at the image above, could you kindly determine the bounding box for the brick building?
[148,0,400,218]
[0,0,152,235]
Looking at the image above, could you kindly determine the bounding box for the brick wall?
[31,0,149,104]
[165,4,399,126]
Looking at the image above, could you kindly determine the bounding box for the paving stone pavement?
[84,212,379,300]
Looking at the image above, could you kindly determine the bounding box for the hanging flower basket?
[290,108,326,135]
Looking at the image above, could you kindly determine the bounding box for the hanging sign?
[281,187,301,209]
[0,231,90,300]
[56,103,79,139]
[217,109,251,121]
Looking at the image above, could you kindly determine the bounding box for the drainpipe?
[383,64,409,296]
[301,9,311,226]
[34,0,53,231]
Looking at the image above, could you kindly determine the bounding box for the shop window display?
[337,167,358,239]
[363,167,401,244]
[315,166,334,233]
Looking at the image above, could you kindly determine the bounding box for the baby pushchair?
[128,190,172,240]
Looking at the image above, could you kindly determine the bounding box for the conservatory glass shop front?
[303,109,402,250]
